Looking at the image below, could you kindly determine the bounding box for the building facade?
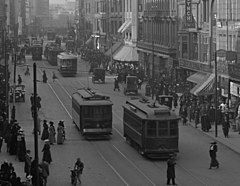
[137,0,178,81]
[176,0,217,95]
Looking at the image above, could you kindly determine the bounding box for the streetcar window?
[124,111,142,132]
[83,106,112,118]
[147,121,157,137]
[158,121,168,136]
[169,120,178,136]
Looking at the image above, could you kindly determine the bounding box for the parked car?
[10,85,25,102]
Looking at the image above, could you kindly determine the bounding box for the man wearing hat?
[166,154,177,185]
[209,142,219,169]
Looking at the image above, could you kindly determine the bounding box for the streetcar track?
[40,61,133,185]
[41,59,210,186]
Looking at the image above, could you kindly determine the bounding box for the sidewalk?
[138,82,240,155]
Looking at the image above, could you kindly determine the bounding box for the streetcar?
[31,44,43,60]
[57,52,77,76]
[122,97,180,158]
[47,45,63,66]
[47,31,56,41]
[72,88,113,139]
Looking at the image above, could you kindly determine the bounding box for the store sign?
[230,82,240,96]
[185,0,192,22]
[179,59,212,73]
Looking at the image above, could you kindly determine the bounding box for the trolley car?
[57,52,77,76]
[47,45,63,66]
[122,97,179,158]
[72,88,113,139]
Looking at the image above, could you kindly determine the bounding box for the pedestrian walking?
[43,70,48,83]
[209,142,219,169]
[57,122,64,144]
[166,155,177,185]
[24,149,32,178]
[222,114,230,138]
[39,160,49,186]
[52,71,57,82]
[42,140,52,164]
[49,121,56,145]
[114,78,120,91]
[41,120,49,141]
[17,75,22,85]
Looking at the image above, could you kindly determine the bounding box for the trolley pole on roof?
[33,63,39,186]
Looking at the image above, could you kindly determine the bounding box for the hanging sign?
[185,0,192,23]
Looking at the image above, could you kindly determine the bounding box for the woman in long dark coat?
[42,140,52,164]
[17,129,26,161]
[57,123,64,144]
[49,121,56,145]
[41,120,49,141]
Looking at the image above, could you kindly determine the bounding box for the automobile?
[10,85,25,102]
[92,68,105,83]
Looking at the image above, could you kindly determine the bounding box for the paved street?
[1,52,240,186]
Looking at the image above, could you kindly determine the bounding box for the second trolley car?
[72,88,113,139]
[122,97,180,158]
[57,52,77,76]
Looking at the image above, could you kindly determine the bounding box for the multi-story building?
[177,0,217,96]
[112,0,139,63]
[216,0,240,110]
[104,0,124,60]
[137,0,178,81]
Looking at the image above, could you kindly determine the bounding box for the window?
[169,120,178,136]
[158,121,168,136]
[146,121,157,137]
[123,111,142,132]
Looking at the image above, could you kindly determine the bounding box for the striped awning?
[190,73,215,95]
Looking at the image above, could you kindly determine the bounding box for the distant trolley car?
[31,44,43,60]
[47,45,63,66]
[122,97,179,158]
[72,88,113,139]
[57,52,77,76]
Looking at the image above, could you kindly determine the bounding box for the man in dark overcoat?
[209,142,219,169]
[167,155,177,185]
[24,150,31,178]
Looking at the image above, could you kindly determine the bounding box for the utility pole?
[151,18,155,100]
[12,53,16,121]
[33,63,39,186]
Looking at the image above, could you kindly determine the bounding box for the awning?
[197,77,215,96]
[117,20,129,33]
[105,42,123,56]
[187,72,210,84]
[121,20,132,33]
[137,48,169,58]
[190,73,215,95]
[113,45,139,62]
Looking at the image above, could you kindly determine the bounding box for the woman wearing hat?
[42,139,52,164]
[209,142,219,169]
[57,121,64,144]
[41,120,49,141]
[49,121,56,145]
